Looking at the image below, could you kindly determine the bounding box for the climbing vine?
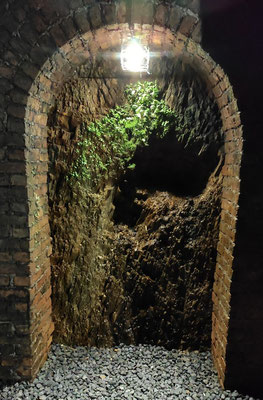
[67,81,186,189]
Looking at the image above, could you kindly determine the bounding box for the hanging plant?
[67,81,186,189]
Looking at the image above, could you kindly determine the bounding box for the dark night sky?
[201,0,263,124]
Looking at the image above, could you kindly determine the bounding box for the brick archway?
[0,9,242,387]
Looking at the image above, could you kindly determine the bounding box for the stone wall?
[0,0,243,387]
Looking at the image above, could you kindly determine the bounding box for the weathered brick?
[0,27,10,46]
[221,198,238,217]
[37,175,47,184]
[0,148,5,161]
[116,1,127,23]
[11,175,27,186]
[0,78,13,94]
[191,20,201,42]
[220,222,235,242]
[218,91,231,109]
[19,23,38,46]
[30,46,48,67]
[0,358,17,368]
[222,164,240,178]
[67,0,83,9]
[14,276,30,287]
[15,303,28,312]
[10,89,28,105]
[33,114,48,126]
[0,162,25,174]
[169,5,184,31]
[13,7,26,23]
[20,62,39,81]
[15,363,31,378]
[0,289,28,299]
[2,14,19,34]
[11,202,28,214]
[60,17,78,41]
[13,73,33,92]
[179,14,197,37]
[12,228,29,239]
[50,24,67,47]
[0,253,12,262]
[74,9,90,33]
[101,3,116,25]
[188,0,200,14]
[222,187,239,203]
[31,14,48,34]
[0,175,9,186]
[9,37,31,56]
[225,152,242,166]
[223,113,242,130]
[155,4,168,26]
[0,66,14,80]
[7,104,25,119]
[3,50,19,67]
[89,4,102,29]
[13,252,30,263]
[39,75,52,90]
[37,33,57,57]
[0,276,9,286]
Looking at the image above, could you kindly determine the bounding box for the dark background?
[201,1,263,397]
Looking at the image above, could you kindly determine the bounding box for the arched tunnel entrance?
[40,25,242,387]
[0,14,243,390]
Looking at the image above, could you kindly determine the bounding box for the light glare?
[121,39,149,73]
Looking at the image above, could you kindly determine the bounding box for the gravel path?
[0,344,259,400]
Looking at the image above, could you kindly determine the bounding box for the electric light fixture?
[121,38,149,73]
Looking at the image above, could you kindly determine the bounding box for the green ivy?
[67,81,185,189]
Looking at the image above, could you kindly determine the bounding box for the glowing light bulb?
[121,39,149,73]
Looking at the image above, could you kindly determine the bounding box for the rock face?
[108,178,221,350]
[48,76,122,345]
[47,58,223,350]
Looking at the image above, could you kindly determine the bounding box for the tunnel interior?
[47,51,224,350]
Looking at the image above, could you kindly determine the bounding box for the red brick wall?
[0,0,242,386]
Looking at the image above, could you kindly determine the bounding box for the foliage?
[67,81,185,189]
